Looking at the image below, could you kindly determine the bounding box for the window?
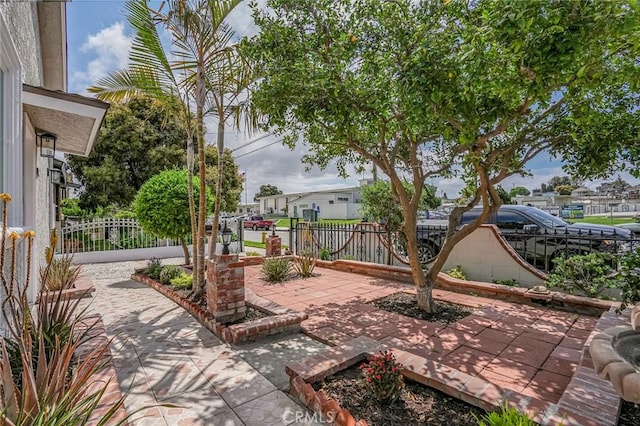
[496,212,533,230]
[299,204,308,209]
[328,200,334,204]
[337,197,349,202]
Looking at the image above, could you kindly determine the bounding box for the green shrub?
[319,247,331,261]
[341,255,355,260]
[40,255,81,291]
[446,265,466,280]
[160,265,183,285]
[261,257,292,283]
[547,252,619,298]
[246,250,261,256]
[171,272,193,289]
[146,257,163,279]
[476,403,536,426]
[493,278,519,287]
[617,247,640,312]
[359,350,404,403]
[294,250,317,278]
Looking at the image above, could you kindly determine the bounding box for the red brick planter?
[312,259,613,316]
[286,334,621,426]
[40,273,95,302]
[131,270,307,344]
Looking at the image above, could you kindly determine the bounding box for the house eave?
[22,84,109,157]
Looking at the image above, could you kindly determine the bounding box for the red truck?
[243,215,274,231]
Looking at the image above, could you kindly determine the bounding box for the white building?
[1,4,108,305]
[257,184,369,220]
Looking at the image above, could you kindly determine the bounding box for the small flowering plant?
[359,350,404,403]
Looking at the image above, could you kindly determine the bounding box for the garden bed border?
[286,332,622,426]
[311,258,613,316]
[41,273,95,302]
[131,269,307,344]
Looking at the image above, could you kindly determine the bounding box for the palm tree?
[89,0,247,295]
[204,41,258,258]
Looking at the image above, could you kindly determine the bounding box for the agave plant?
[39,254,81,291]
[0,194,131,425]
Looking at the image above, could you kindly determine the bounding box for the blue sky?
[65,1,637,202]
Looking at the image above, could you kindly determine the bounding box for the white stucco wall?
[1,6,47,295]
[0,3,40,86]
[440,225,546,288]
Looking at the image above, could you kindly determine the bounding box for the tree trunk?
[187,135,197,274]
[209,116,225,259]
[400,207,434,312]
[194,65,207,297]
[180,237,190,265]
[416,282,434,312]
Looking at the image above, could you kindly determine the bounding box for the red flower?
[376,375,381,380]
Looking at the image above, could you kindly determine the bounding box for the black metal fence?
[289,219,409,265]
[290,219,640,274]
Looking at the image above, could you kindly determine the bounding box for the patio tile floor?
[245,264,600,406]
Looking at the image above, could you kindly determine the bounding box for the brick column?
[266,235,282,257]
[206,255,246,324]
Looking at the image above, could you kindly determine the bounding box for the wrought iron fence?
[290,220,409,265]
[291,220,640,274]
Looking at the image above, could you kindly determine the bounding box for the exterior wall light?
[221,221,233,255]
[37,131,57,158]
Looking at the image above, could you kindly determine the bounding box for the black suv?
[416,205,633,271]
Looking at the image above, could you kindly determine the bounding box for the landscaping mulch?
[372,292,473,325]
[314,365,485,426]
[618,400,640,425]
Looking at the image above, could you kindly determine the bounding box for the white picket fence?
[59,218,186,255]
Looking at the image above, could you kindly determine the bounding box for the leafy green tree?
[90,0,250,295]
[496,186,512,205]
[360,181,439,264]
[254,185,283,201]
[199,146,242,213]
[360,181,405,265]
[509,186,530,198]
[554,185,574,196]
[246,0,639,311]
[134,170,213,264]
[67,96,187,211]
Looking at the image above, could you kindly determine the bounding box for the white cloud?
[70,22,133,95]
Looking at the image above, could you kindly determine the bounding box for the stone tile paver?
[81,260,311,425]
[245,264,601,406]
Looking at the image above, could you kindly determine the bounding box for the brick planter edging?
[286,336,612,426]
[310,259,612,316]
[41,273,96,302]
[131,271,307,344]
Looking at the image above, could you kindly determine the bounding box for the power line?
[234,138,284,159]
[230,132,273,152]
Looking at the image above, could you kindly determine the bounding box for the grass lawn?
[244,240,288,249]
[568,216,636,226]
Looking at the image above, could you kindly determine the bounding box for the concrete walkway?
[80,260,319,425]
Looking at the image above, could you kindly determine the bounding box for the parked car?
[416,205,632,271]
[617,222,640,235]
[243,215,274,231]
